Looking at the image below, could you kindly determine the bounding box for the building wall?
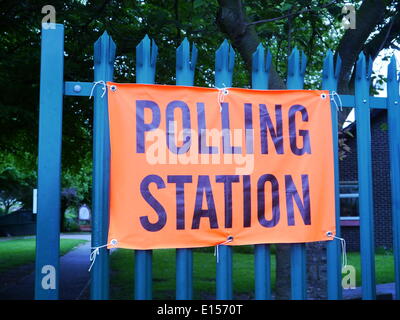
[339,111,393,251]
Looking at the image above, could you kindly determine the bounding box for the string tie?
[330,91,343,112]
[327,231,347,269]
[215,84,229,112]
[214,236,234,264]
[89,81,117,99]
[88,239,118,272]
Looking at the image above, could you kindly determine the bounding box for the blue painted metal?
[36,24,400,302]
[215,39,235,300]
[354,52,376,300]
[322,50,343,300]
[252,43,272,300]
[387,56,400,300]
[134,34,158,300]
[35,23,64,300]
[287,47,307,300]
[340,95,387,109]
[175,38,197,300]
[64,81,92,96]
[91,31,116,300]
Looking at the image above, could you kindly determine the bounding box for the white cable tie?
[88,239,118,272]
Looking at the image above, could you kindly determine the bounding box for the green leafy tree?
[1,0,399,299]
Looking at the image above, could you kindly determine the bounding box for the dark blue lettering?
[197,102,218,154]
[221,102,242,154]
[139,175,166,232]
[166,100,191,154]
[288,105,311,155]
[245,103,254,154]
[167,175,192,230]
[136,100,161,153]
[257,174,280,228]
[243,175,251,227]
[216,175,240,228]
[192,175,218,229]
[259,104,284,154]
[285,174,311,226]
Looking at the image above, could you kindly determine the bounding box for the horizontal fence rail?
[36,24,400,300]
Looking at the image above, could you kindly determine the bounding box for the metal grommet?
[227,235,234,242]
[110,239,118,246]
[321,93,327,99]
[326,231,333,237]
[223,89,229,95]
[110,85,117,92]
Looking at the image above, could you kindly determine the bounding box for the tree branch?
[364,10,400,60]
[246,0,337,27]
[336,0,387,94]
[216,0,285,89]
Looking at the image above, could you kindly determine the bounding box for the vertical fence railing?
[387,56,400,300]
[215,40,235,300]
[134,35,158,300]
[37,24,400,301]
[35,23,64,300]
[91,31,116,300]
[322,51,343,300]
[354,53,376,300]
[252,44,272,300]
[287,48,308,300]
[175,38,197,300]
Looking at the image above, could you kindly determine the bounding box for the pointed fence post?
[175,37,197,300]
[252,43,272,300]
[35,23,64,300]
[387,56,400,300]
[354,52,376,300]
[287,47,308,300]
[134,35,158,300]
[322,51,343,300]
[91,31,116,300]
[215,39,235,300]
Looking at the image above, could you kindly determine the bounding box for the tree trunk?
[216,0,399,300]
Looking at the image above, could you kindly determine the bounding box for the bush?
[64,218,80,232]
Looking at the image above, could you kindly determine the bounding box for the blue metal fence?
[35,24,400,300]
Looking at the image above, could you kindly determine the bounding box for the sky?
[343,49,400,128]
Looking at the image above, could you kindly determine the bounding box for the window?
[339,181,359,225]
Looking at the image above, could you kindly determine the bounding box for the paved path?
[0,234,91,300]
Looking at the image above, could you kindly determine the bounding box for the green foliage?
[64,218,81,232]
[0,238,87,273]
[0,154,36,214]
[0,1,398,209]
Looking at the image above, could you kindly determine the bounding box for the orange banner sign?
[107,83,336,249]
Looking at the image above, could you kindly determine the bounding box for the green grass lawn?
[347,250,395,287]
[0,238,87,273]
[110,247,394,300]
